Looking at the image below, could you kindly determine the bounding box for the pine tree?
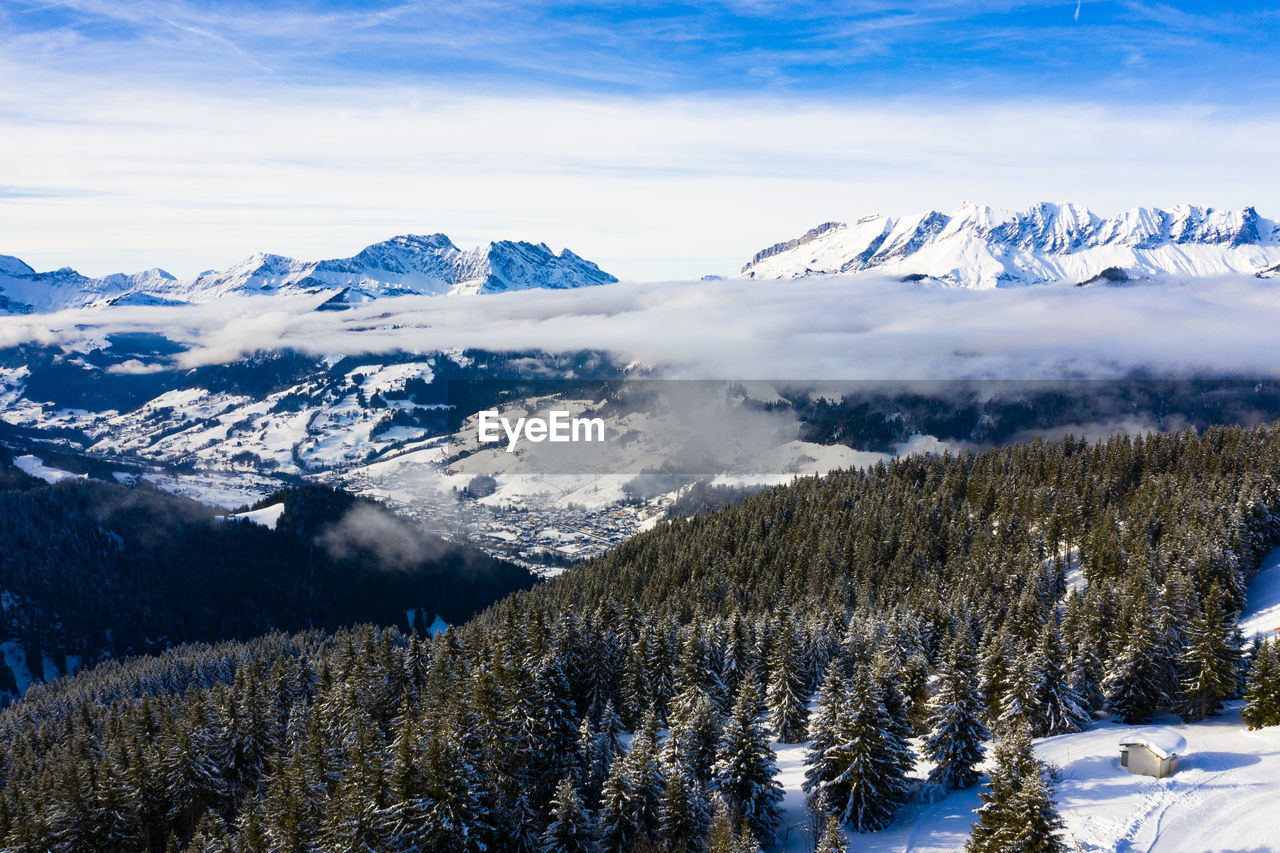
[966,725,1065,853]
[821,669,910,833]
[645,626,677,724]
[1009,765,1068,853]
[659,761,711,852]
[719,615,753,712]
[1034,623,1089,736]
[620,636,652,729]
[998,644,1048,737]
[766,616,810,743]
[541,776,596,853]
[1067,638,1105,716]
[876,661,917,780]
[673,623,722,705]
[1103,609,1167,724]
[623,711,666,846]
[597,758,633,853]
[188,810,231,853]
[814,814,849,853]
[1176,584,1242,722]
[506,791,543,853]
[1242,637,1280,730]
[710,675,783,847]
[575,716,602,799]
[518,652,582,808]
[923,634,990,791]
[978,632,1013,727]
[704,793,762,853]
[597,700,625,762]
[665,682,723,784]
[803,660,845,804]
[415,726,488,852]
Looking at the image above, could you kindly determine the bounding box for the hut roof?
[1119,729,1187,760]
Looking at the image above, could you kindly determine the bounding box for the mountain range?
[740,202,1280,287]
[6,204,1280,315]
[0,234,617,314]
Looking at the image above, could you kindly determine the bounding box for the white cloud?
[6,274,1280,381]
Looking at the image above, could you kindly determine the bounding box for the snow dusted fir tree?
[1103,597,1168,724]
[808,666,912,832]
[1067,637,1106,717]
[803,660,846,804]
[623,710,667,845]
[967,724,1066,853]
[1003,622,1085,732]
[1242,636,1280,729]
[659,761,712,852]
[519,651,582,810]
[814,814,849,853]
[1176,583,1243,722]
[766,615,810,743]
[665,667,724,782]
[710,673,783,847]
[978,629,1014,727]
[876,655,918,783]
[597,758,633,852]
[374,711,488,852]
[923,630,990,791]
[541,776,596,853]
[705,792,764,853]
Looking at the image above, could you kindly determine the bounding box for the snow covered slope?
[769,703,1280,852]
[0,255,177,313]
[741,203,1280,288]
[0,234,616,314]
[1241,545,1280,640]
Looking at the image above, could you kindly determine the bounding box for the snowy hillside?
[0,234,616,314]
[740,203,1280,288]
[769,703,1280,852]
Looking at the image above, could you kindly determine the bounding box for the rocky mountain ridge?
[741,203,1280,287]
[0,234,617,314]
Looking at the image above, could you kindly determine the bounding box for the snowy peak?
[0,260,178,314]
[745,221,845,270]
[0,255,35,277]
[0,234,617,314]
[741,203,1280,288]
[481,240,617,293]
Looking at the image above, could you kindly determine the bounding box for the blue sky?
[2,1,1279,280]
[6,1,1279,101]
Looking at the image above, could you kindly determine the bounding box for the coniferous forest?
[0,471,537,690]
[4,425,1280,850]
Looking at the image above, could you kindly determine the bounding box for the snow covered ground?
[225,502,286,529]
[769,548,1280,851]
[1041,706,1280,852]
[772,704,1280,853]
[12,454,82,484]
[1240,545,1280,641]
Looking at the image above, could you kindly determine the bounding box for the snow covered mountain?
[740,203,1280,288]
[0,234,617,314]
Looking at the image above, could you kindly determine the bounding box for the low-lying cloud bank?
[3,274,1280,379]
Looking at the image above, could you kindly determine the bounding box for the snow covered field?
[225,502,286,529]
[12,454,82,484]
